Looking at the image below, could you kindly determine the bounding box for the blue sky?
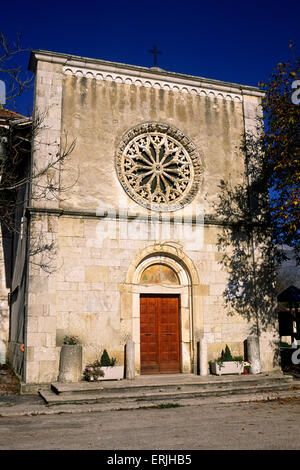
[1,0,299,115]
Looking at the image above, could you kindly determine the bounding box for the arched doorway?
[140,264,181,374]
[120,244,202,375]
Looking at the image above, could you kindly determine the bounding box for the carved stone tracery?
[115,123,203,212]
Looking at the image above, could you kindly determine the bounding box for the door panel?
[140,296,158,372]
[140,295,180,374]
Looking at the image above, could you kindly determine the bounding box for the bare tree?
[0,32,76,274]
[0,31,32,108]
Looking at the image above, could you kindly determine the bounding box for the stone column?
[0,339,6,364]
[125,340,135,380]
[198,338,208,376]
[247,335,261,374]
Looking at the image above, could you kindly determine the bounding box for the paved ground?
[1,397,300,450]
[1,363,300,452]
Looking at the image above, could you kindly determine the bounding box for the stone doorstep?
[39,374,298,405]
[39,380,300,406]
[21,372,294,395]
[50,373,294,395]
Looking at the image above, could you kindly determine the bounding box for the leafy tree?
[216,45,299,341]
[215,130,278,336]
[259,43,300,261]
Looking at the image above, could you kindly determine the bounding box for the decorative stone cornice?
[29,50,264,102]
[26,206,236,226]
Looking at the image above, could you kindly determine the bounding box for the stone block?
[27,332,47,348]
[26,361,40,383]
[34,346,57,362]
[26,317,38,333]
[214,252,223,262]
[26,346,35,363]
[63,266,85,283]
[37,316,56,333]
[59,217,84,237]
[204,226,219,245]
[56,291,83,311]
[85,265,110,283]
[194,284,210,296]
[120,291,133,319]
[82,291,118,313]
[39,360,58,383]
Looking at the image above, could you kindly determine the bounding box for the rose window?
[115,123,203,212]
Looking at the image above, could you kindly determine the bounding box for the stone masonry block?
[85,266,110,283]
[59,217,84,237]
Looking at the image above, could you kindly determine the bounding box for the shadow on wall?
[214,130,280,371]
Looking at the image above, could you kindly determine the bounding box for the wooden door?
[140,294,180,374]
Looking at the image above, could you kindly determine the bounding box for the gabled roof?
[278,285,300,303]
[0,107,25,119]
[29,49,264,99]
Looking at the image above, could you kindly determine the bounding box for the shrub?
[100,349,117,367]
[221,345,233,361]
[217,345,243,363]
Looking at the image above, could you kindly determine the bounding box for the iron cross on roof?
[148,45,162,67]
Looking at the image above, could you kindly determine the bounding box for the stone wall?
[0,235,9,364]
[24,212,278,381]
[59,74,246,217]
[23,51,277,383]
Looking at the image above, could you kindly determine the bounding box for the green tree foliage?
[215,129,278,336]
[100,349,116,367]
[215,45,299,341]
[259,43,300,261]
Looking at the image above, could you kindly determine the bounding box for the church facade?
[6,50,280,385]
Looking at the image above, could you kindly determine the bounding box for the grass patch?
[155,402,182,409]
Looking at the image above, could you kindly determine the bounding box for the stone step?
[40,377,299,406]
[50,374,294,396]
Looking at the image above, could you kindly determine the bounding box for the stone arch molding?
[126,243,199,286]
[120,243,200,374]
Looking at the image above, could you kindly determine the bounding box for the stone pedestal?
[198,339,208,376]
[247,335,261,374]
[58,345,82,383]
[125,340,135,379]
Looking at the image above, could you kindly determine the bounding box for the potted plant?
[83,349,124,382]
[243,361,251,374]
[99,349,124,380]
[210,345,244,375]
[83,359,105,381]
[58,335,82,383]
